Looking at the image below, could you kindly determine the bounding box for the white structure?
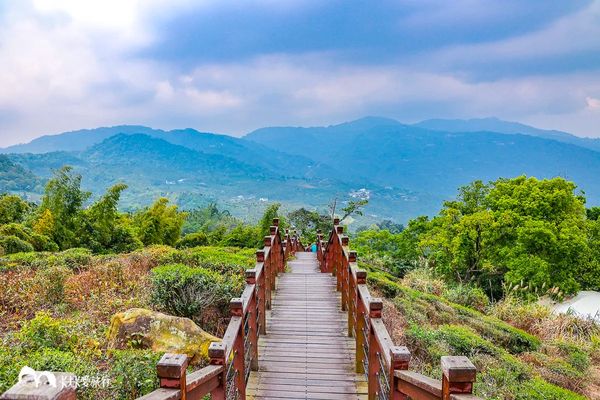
[551,291,600,322]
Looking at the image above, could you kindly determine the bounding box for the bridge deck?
[247,252,367,399]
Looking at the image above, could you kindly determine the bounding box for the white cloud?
[587,97,600,111]
[0,1,598,146]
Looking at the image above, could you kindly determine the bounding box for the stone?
[107,308,220,364]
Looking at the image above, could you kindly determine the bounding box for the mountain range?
[2,117,599,223]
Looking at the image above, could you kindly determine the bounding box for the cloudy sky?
[0,0,599,146]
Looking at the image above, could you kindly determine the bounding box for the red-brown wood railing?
[0,218,302,400]
[317,218,482,400]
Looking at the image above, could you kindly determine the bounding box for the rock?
[107,308,220,364]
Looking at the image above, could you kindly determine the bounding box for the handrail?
[317,219,483,400]
[0,218,302,400]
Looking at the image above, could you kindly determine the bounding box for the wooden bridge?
[2,218,482,400]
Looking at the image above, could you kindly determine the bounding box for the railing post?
[348,251,357,337]
[157,353,189,400]
[263,237,273,310]
[246,270,259,371]
[341,235,349,312]
[441,356,477,400]
[335,227,344,291]
[355,271,367,374]
[390,347,411,400]
[367,298,383,400]
[230,299,246,399]
[256,250,267,335]
[209,342,227,400]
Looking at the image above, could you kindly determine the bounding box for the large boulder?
[107,308,220,364]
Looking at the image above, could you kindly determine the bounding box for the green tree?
[257,203,285,245]
[133,198,186,246]
[0,194,30,224]
[422,176,590,298]
[587,206,600,221]
[35,167,90,249]
[287,208,331,243]
[78,183,142,253]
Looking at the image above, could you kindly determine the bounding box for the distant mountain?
[414,117,600,152]
[4,117,600,223]
[7,133,377,219]
[0,154,40,192]
[246,118,600,207]
[0,125,333,180]
[1,126,163,154]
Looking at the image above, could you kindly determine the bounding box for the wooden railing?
[316,218,483,400]
[1,218,302,400]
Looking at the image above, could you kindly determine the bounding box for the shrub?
[443,285,489,312]
[366,270,401,297]
[109,349,161,399]
[402,268,447,296]
[488,296,551,333]
[28,233,59,252]
[151,263,240,326]
[176,232,209,249]
[57,248,93,271]
[0,223,32,241]
[16,312,77,351]
[34,265,71,305]
[437,325,500,357]
[0,235,34,254]
[517,377,586,400]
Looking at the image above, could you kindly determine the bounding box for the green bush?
[109,350,161,399]
[517,377,586,400]
[437,324,500,357]
[443,284,489,312]
[34,265,71,305]
[0,235,34,254]
[156,246,254,275]
[0,223,32,241]
[366,270,401,297]
[555,341,591,371]
[28,233,59,252]
[16,312,77,351]
[175,232,209,249]
[57,248,93,270]
[151,263,240,322]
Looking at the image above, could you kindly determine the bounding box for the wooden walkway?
[247,252,367,399]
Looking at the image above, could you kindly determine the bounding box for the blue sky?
[0,0,599,146]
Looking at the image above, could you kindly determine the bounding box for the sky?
[0,0,599,146]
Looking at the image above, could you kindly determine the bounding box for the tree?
[333,199,369,223]
[0,194,30,225]
[78,183,141,253]
[377,219,404,234]
[35,166,90,249]
[287,208,331,243]
[257,203,285,245]
[133,198,186,246]
[422,176,590,298]
[587,206,600,221]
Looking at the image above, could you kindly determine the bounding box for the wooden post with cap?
[441,356,477,400]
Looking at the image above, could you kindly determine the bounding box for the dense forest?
[1,168,599,399]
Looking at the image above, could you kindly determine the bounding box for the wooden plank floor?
[247,252,367,399]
